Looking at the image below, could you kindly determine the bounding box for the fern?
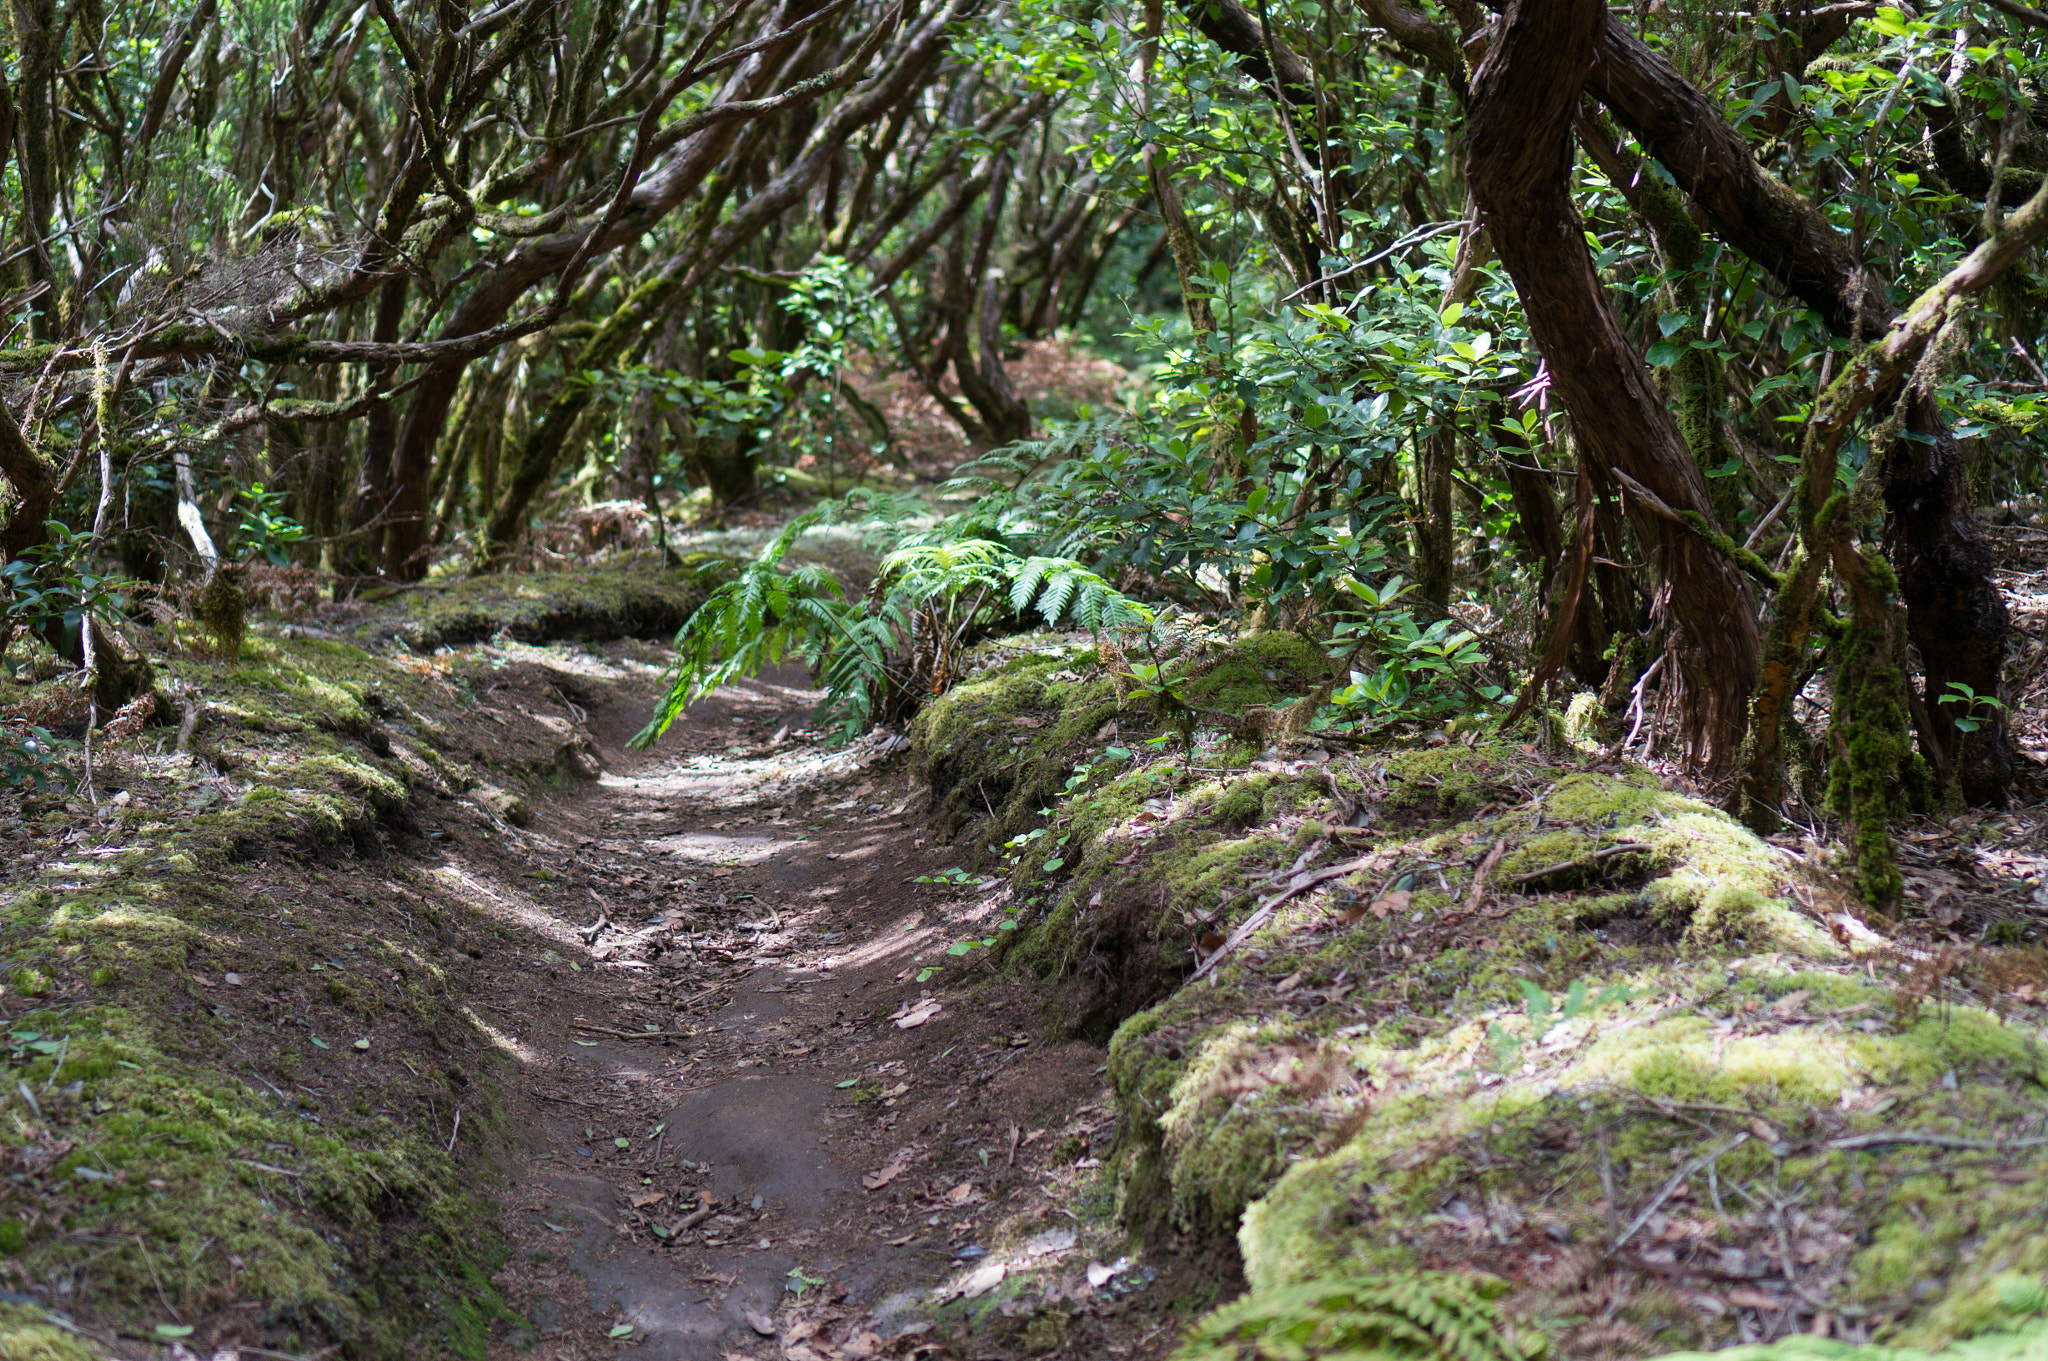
[1175,1271,1542,1361]
[635,493,1158,748]
[1008,555,1152,631]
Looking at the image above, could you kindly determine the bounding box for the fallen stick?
[1461,840,1507,913]
[1828,1131,2048,1153]
[569,1022,693,1041]
[1192,853,1384,981]
[1511,841,1653,887]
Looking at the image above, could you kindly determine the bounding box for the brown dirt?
[452,666,1197,1361]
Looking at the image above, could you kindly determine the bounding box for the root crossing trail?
[460,666,1142,1361]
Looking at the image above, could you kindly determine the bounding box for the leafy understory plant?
[1487,978,1634,1071]
[1,724,75,793]
[634,495,1155,747]
[1176,1270,1543,1361]
[1938,682,2006,735]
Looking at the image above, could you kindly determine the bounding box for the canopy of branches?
[4,0,2046,897]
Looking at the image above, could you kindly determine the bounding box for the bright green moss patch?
[0,1302,98,1361]
[912,630,1333,864]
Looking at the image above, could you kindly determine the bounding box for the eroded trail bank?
[0,610,1184,1361]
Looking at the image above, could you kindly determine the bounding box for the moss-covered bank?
[0,610,629,1356]
[388,556,735,651]
[911,649,2048,1361]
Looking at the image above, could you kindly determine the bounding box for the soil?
[445,665,1197,1361]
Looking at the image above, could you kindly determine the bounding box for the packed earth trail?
[462,664,1175,1361]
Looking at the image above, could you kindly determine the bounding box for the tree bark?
[1584,19,2012,801]
[1466,0,1759,774]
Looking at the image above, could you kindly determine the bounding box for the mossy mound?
[0,629,613,1355]
[942,703,2048,1358]
[391,556,735,651]
[910,628,1331,863]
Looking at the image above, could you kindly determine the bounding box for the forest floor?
[465,663,1192,1361]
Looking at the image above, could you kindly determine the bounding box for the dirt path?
[448,666,1159,1361]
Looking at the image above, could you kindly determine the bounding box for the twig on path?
[1827,1131,2048,1153]
[447,1105,461,1152]
[570,1022,694,1041]
[1614,1133,1747,1249]
[1461,840,1506,913]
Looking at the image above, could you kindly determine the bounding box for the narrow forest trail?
[453,665,1172,1361]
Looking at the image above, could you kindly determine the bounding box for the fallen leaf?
[885,1232,916,1246]
[630,1191,667,1208]
[892,998,941,1030]
[191,974,215,988]
[862,1161,908,1191]
[880,1081,910,1098]
[946,1182,976,1205]
[352,1038,371,1051]
[1369,888,1412,920]
[952,1261,1006,1299]
[783,1320,820,1343]
[1766,989,1809,1020]
[223,972,244,986]
[608,1323,635,1337]
[1023,1129,1045,1145]
[1010,716,1045,729]
[1086,1258,1131,1288]
[1727,1288,1787,1311]
[745,1307,777,1335]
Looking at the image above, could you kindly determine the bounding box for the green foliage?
[632,504,861,746]
[1938,682,2007,735]
[0,523,134,662]
[1486,978,1634,1070]
[1174,1271,1543,1361]
[0,725,76,794]
[634,493,1154,746]
[234,483,309,567]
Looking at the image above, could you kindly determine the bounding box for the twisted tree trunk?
[1466,0,1759,775]
[1584,22,2012,802]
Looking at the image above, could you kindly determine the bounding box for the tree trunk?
[1466,0,1759,774]
[1413,432,1454,610]
[1585,20,2012,801]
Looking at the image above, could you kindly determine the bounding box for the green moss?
[0,624,548,1356]
[1383,743,1521,821]
[0,1303,99,1361]
[196,572,248,660]
[1562,692,1608,749]
[395,558,733,650]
